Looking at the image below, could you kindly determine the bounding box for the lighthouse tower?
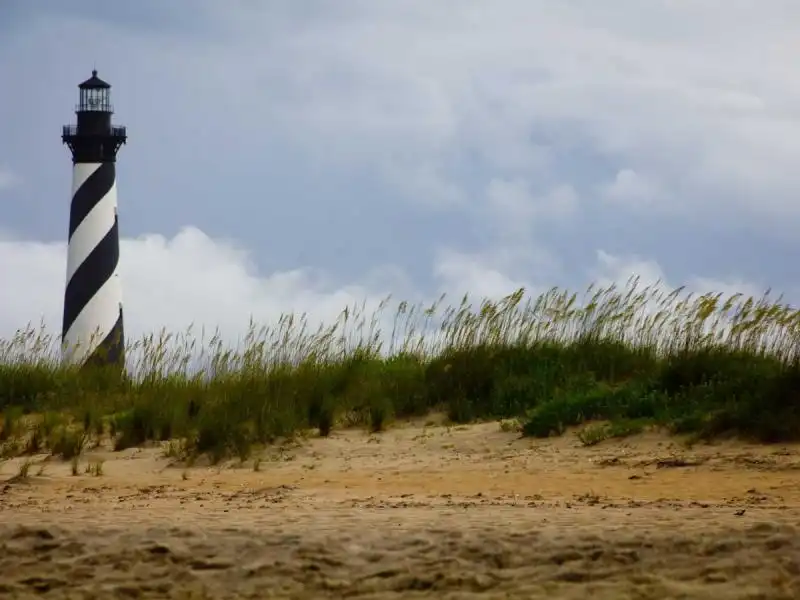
[61,70,126,369]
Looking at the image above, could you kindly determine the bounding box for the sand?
[1,419,799,599]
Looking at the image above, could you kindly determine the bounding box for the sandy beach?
[1,419,799,599]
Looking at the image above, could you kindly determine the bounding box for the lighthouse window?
[81,88,109,111]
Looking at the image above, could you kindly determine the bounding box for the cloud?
[592,249,776,303]
[213,0,800,224]
[432,247,537,301]
[0,228,399,346]
[486,178,579,236]
[1,226,793,361]
[0,226,550,346]
[0,167,18,191]
[382,162,465,209]
[10,1,795,222]
[599,169,665,209]
[591,250,668,291]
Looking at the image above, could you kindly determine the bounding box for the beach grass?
[1,277,799,463]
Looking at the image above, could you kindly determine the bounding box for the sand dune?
[1,420,799,598]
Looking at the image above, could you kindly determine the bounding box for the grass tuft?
[1,279,799,461]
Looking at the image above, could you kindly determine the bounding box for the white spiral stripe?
[71,162,100,195]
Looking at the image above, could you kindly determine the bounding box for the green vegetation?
[1,278,799,464]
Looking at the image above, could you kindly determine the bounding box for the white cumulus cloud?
[1,227,791,357]
[0,228,398,345]
[600,169,666,209]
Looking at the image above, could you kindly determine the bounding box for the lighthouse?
[61,70,126,369]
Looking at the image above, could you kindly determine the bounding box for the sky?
[1,0,799,347]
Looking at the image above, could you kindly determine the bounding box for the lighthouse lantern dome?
[77,70,112,113]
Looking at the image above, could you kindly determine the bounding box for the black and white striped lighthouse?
[61,70,126,369]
